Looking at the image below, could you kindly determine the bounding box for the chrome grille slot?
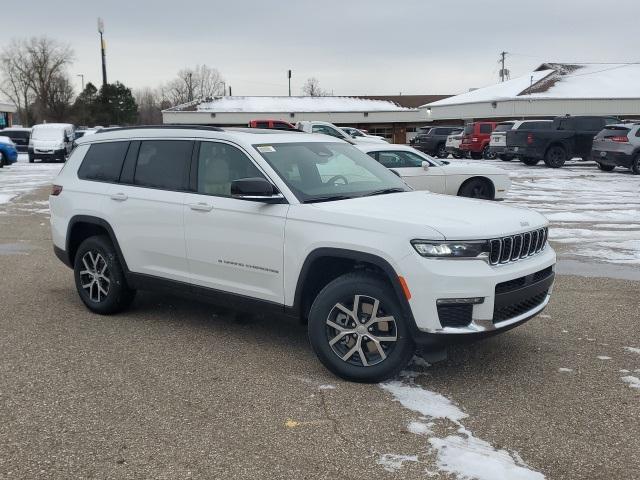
[488,227,548,266]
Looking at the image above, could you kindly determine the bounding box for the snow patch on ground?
[0,156,62,208]
[623,346,640,355]
[376,453,419,472]
[621,376,640,390]
[380,372,544,479]
[558,368,573,373]
[597,356,612,360]
[318,384,336,390]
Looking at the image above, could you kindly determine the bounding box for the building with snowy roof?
[421,63,640,122]
[0,101,17,129]
[162,94,451,143]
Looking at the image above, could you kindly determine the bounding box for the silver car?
[591,123,640,174]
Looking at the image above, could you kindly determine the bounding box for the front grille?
[493,290,548,323]
[489,227,548,266]
[437,304,473,328]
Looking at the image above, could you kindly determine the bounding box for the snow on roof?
[195,96,411,113]
[0,101,17,112]
[425,63,640,107]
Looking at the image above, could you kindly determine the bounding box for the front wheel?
[596,162,615,172]
[458,178,495,200]
[74,235,136,315]
[631,154,640,175]
[436,144,448,158]
[307,273,415,383]
[483,146,497,160]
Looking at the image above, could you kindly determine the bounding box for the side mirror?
[231,177,284,203]
[421,161,429,170]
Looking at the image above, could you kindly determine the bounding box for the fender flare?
[66,215,129,272]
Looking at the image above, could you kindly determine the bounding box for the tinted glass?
[78,141,129,182]
[494,123,514,132]
[256,122,269,128]
[463,124,474,135]
[479,123,493,134]
[520,121,553,130]
[574,118,603,130]
[376,151,425,168]
[3,130,30,140]
[254,142,408,202]
[134,140,192,190]
[197,142,265,197]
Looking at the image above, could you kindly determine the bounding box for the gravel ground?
[0,185,639,479]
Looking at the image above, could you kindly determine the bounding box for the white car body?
[29,123,75,161]
[51,127,554,342]
[296,121,387,144]
[341,127,388,143]
[357,144,511,200]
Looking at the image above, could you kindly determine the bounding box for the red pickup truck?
[248,119,298,131]
[460,121,498,159]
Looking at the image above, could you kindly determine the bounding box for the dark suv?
[1,127,31,153]
[412,126,463,158]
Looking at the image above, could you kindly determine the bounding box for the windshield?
[32,127,64,141]
[254,142,409,202]
[494,123,514,132]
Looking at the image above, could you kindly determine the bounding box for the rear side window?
[574,118,604,130]
[134,140,193,190]
[519,122,552,130]
[463,124,474,135]
[78,141,130,182]
[494,123,514,132]
[479,124,493,134]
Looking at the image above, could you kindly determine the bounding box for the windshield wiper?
[303,195,354,204]
[363,188,406,197]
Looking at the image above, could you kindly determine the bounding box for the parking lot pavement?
[1,186,639,480]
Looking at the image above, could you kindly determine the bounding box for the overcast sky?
[2,0,639,97]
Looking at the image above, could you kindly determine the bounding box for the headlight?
[411,240,489,258]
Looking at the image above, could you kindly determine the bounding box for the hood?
[311,191,546,240]
[440,162,508,176]
[352,136,388,144]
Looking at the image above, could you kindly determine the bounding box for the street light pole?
[98,18,107,87]
[288,69,292,96]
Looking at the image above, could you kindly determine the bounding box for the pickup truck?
[505,116,620,167]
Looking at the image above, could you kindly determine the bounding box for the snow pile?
[623,346,640,355]
[196,96,410,113]
[380,379,545,479]
[621,376,640,390]
[376,453,419,472]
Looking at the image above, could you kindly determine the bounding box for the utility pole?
[77,74,84,91]
[499,51,508,82]
[288,69,292,96]
[187,72,193,102]
[228,85,232,96]
[97,18,107,86]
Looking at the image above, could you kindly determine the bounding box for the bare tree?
[134,87,163,124]
[0,36,75,124]
[302,77,327,97]
[46,74,75,121]
[165,65,225,106]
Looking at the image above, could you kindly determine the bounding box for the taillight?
[471,136,479,142]
[610,136,628,143]
[527,133,534,145]
[51,185,63,196]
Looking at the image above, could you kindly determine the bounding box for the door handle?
[110,192,128,201]
[189,202,213,212]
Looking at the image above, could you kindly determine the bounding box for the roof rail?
[95,125,224,133]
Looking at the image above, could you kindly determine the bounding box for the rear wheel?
[631,154,640,175]
[0,152,5,168]
[436,144,448,158]
[498,154,512,161]
[522,157,540,166]
[544,145,567,168]
[596,162,615,172]
[307,272,415,383]
[482,146,497,160]
[74,235,136,315]
[28,155,35,163]
[458,178,495,200]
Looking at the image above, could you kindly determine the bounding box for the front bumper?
[592,150,634,168]
[29,147,66,159]
[460,143,483,153]
[489,145,508,155]
[505,146,542,159]
[398,245,556,337]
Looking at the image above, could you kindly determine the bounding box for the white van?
[29,123,75,163]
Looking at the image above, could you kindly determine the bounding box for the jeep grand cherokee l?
[50,126,556,382]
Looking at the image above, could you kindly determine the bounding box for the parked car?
[28,123,75,163]
[412,126,463,158]
[340,127,387,143]
[1,127,31,153]
[357,144,511,200]
[490,120,553,161]
[296,120,386,144]
[0,136,18,167]
[591,123,640,174]
[248,119,298,131]
[460,122,498,159]
[505,115,619,167]
[409,126,431,145]
[445,130,464,158]
[50,126,555,382]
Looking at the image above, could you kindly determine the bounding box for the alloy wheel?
[325,295,398,367]
[79,251,111,303]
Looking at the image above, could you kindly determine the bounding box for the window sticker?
[257,145,276,153]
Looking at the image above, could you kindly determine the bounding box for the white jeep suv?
[50,126,556,382]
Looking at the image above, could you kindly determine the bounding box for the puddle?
[0,243,31,255]
[556,259,640,282]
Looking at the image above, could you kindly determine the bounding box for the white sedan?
[357,144,511,200]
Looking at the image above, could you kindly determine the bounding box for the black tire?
[544,145,567,168]
[498,154,513,161]
[453,152,463,159]
[28,155,35,163]
[73,235,136,315]
[307,272,415,383]
[0,151,4,168]
[436,143,448,158]
[631,154,640,175]
[470,152,482,160]
[482,146,497,160]
[458,178,495,200]
[522,157,540,166]
[596,162,615,172]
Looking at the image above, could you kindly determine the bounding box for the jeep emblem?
[520,221,530,227]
